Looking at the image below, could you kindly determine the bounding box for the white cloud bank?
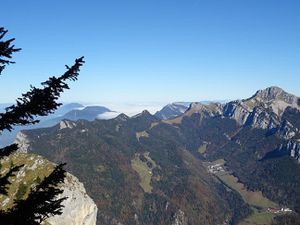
[87,102,167,118]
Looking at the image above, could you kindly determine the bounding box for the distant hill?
[62,106,111,121]
[38,106,112,128]
[51,103,84,117]
[0,103,111,147]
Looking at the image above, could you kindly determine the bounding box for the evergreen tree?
[0,27,84,224]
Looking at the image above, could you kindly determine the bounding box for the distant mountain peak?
[251,86,298,103]
[183,102,222,119]
[83,105,111,111]
[155,102,191,120]
[172,87,300,131]
[62,106,111,121]
[132,110,153,118]
[115,113,129,122]
[141,110,151,115]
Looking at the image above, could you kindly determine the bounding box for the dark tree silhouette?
[0,27,84,224]
[0,27,21,75]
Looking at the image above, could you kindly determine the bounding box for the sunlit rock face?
[155,102,191,120]
[14,131,30,153]
[222,86,300,129]
[46,173,98,225]
[14,128,98,225]
[0,152,97,225]
[183,86,300,162]
[172,210,188,225]
[59,120,77,130]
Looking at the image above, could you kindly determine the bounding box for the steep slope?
[155,101,226,121]
[223,86,300,129]
[171,87,300,213]
[170,87,300,161]
[0,153,97,225]
[155,102,191,120]
[15,86,300,224]
[21,111,249,225]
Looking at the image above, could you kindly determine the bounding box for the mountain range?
[154,100,228,120]
[6,86,300,225]
[0,104,112,147]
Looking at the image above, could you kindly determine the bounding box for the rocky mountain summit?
[174,87,300,162]
[253,86,299,106]
[223,86,300,128]
[155,102,191,120]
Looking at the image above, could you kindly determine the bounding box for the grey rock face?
[0,152,98,225]
[14,131,30,153]
[185,87,300,162]
[278,140,300,163]
[254,86,298,104]
[155,102,191,120]
[172,210,188,225]
[47,173,98,225]
[59,120,77,130]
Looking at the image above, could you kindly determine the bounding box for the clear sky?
[1,0,300,105]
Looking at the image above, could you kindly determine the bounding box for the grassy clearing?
[136,131,149,141]
[0,153,54,210]
[239,207,274,225]
[212,159,225,165]
[217,172,277,208]
[131,152,159,193]
[150,122,159,129]
[198,143,207,154]
[210,159,278,225]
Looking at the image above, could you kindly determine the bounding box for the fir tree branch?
[0,163,67,224]
[0,27,21,75]
[0,57,85,132]
[0,144,19,159]
[0,165,24,195]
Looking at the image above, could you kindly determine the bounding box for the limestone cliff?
[0,153,97,225]
[46,173,97,225]
[178,86,300,162]
[14,131,30,153]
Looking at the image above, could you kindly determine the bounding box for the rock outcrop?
[172,210,188,225]
[14,131,30,153]
[278,141,300,163]
[59,120,77,130]
[47,173,97,225]
[180,86,300,161]
[222,86,300,129]
[0,153,97,225]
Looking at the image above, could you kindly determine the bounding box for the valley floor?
[205,159,293,225]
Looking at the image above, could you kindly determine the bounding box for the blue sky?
[1,0,300,105]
